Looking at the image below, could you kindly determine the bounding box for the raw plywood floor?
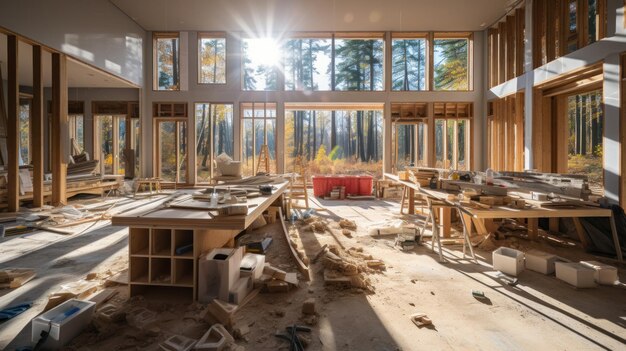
[0,194,625,350]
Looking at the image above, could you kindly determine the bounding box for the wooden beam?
[7,35,19,212]
[32,45,44,207]
[51,53,68,206]
[515,7,525,77]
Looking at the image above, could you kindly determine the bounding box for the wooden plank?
[7,35,19,212]
[278,207,310,281]
[408,187,415,215]
[51,53,68,206]
[572,217,589,248]
[506,15,515,81]
[473,218,489,236]
[515,7,525,77]
[32,45,44,207]
[440,207,451,238]
[514,92,525,171]
[498,21,506,85]
[549,218,560,232]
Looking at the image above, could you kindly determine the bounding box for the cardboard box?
[198,247,243,303]
[492,247,525,276]
[31,299,96,350]
[580,261,618,285]
[525,250,559,275]
[555,262,596,288]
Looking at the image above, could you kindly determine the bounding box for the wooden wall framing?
[487,92,525,172]
[488,5,525,88]
[51,53,68,206]
[6,35,19,212]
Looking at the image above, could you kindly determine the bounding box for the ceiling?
[111,0,516,32]
[0,33,136,88]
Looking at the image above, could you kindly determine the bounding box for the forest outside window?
[198,33,226,84]
[391,34,427,91]
[68,115,84,153]
[241,102,277,175]
[435,118,470,170]
[195,103,234,183]
[19,98,31,165]
[334,34,384,91]
[154,33,180,91]
[242,38,281,91]
[285,104,383,177]
[283,35,332,91]
[433,34,471,91]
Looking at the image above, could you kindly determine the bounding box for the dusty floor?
[1,193,625,350]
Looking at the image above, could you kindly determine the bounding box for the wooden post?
[7,35,19,212]
[51,53,68,206]
[32,45,44,207]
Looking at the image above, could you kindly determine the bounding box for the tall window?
[198,34,226,84]
[567,90,603,192]
[242,38,281,91]
[241,102,277,175]
[391,35,427,91]
[285,105,383,177]
[68,115,84,153]
[195,103,234,183]
[433,35,470,91]
[19,98,31,165]
[283,37,332,91]
[435,119,470,170]
[334,35,384,91]
[154,33,180,90]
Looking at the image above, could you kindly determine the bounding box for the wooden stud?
[7,35,19,212]
[51,53,68,206]
[506,15,515,81]
[32,45,44,207]
[527,218,539,241]
[515,7,525,77]
[498,21,506,85]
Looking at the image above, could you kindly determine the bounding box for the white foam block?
[31,299,96,350]
[580,261,619,285]
[525,250,558,275]
[555,262,596,288]
[493,247,525,276]
[240,253,265,280]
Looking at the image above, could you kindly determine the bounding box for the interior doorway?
[94,115,127,176]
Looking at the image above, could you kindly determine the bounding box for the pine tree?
[434,39,468,90]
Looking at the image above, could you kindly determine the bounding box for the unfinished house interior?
[1,0,626,350]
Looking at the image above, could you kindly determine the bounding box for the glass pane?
[212,104,234,158]
[18,100,30,165]
[117,117,126,176]
[569,0,578,32]
[178,122,187,183]
[199,37,226,84]
[242,38,281,91]
[159,121,177,182]
[99,116,114,175]
[567,90,603,194]
[266,119,277,173]
[457,120,468,171]
[395,124,416,170]
[242,119,254,175]
[334,39,384,91]
[254,119,265,171]
[284,38,332,91]
[76,115,84,152]
[195,103,211,183]
[446,121,455,169]
[435,119,445,168]
[588,0,597,43]
[132,118,141,177]
[433,39,469,91]
[391,39,427,91]
[417,123,427,167]
[156,37,180,90]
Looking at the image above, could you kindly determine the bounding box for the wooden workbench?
[384,173,623,262]
[112,181,288,299]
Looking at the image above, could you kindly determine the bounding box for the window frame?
[153,32,181,91]
[332,32,386,92]
[240,102,278,175]
[194,102,235,183]
[283,32,333,92]
[390,32,429,91]
[431,32,473,92]
[197,32,227,85]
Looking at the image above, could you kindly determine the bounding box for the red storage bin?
[312,176,329,197]
[357,175,373,196]
[312,175,373,197]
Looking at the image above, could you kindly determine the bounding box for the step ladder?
[256,144,270,174]
[286,156,309,215]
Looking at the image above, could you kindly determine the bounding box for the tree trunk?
[331,111,337,150]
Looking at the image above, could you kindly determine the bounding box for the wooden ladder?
[287,156,310,214]
[256,144,270,174]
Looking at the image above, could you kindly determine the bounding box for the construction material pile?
[320,245,384,292]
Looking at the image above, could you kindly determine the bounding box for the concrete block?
[492,247,525,276]
[555,262,596,288]
[31,299,96,350]
[198,247,243,303]
[525,250,558,275]
[159,334,196,351]
[581,261,619,285]
[240,253,265,280]
[196,323,234,351]
[228,277,253,304]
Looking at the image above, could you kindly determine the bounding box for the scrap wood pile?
[0,268,36,289]
[319,244,385,292]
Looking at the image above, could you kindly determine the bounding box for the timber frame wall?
[488,5,526,87]
[487,93,525,172]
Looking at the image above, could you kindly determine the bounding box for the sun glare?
[246,37,282,67]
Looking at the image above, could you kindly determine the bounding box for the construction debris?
[302,298,316,315]
[410,313,433,328]
[339,219,357,230]
[0,268,36,289]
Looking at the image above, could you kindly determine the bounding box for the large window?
[195,103,234,183]
[157,120,187,183]
[242,38,281,91]
[154,33,180,91]
[69,115,84,154]
[199,34,226,84]
[391,35,427,91]
[285,104,383,177]
[334,36,384,91]
[433,36,470,91]
[241,102,277,175]
[94,115,127,175]
[567,90,603,192]
[19,98,31,165]
[283,37,332,91]
[435,118,470,170]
